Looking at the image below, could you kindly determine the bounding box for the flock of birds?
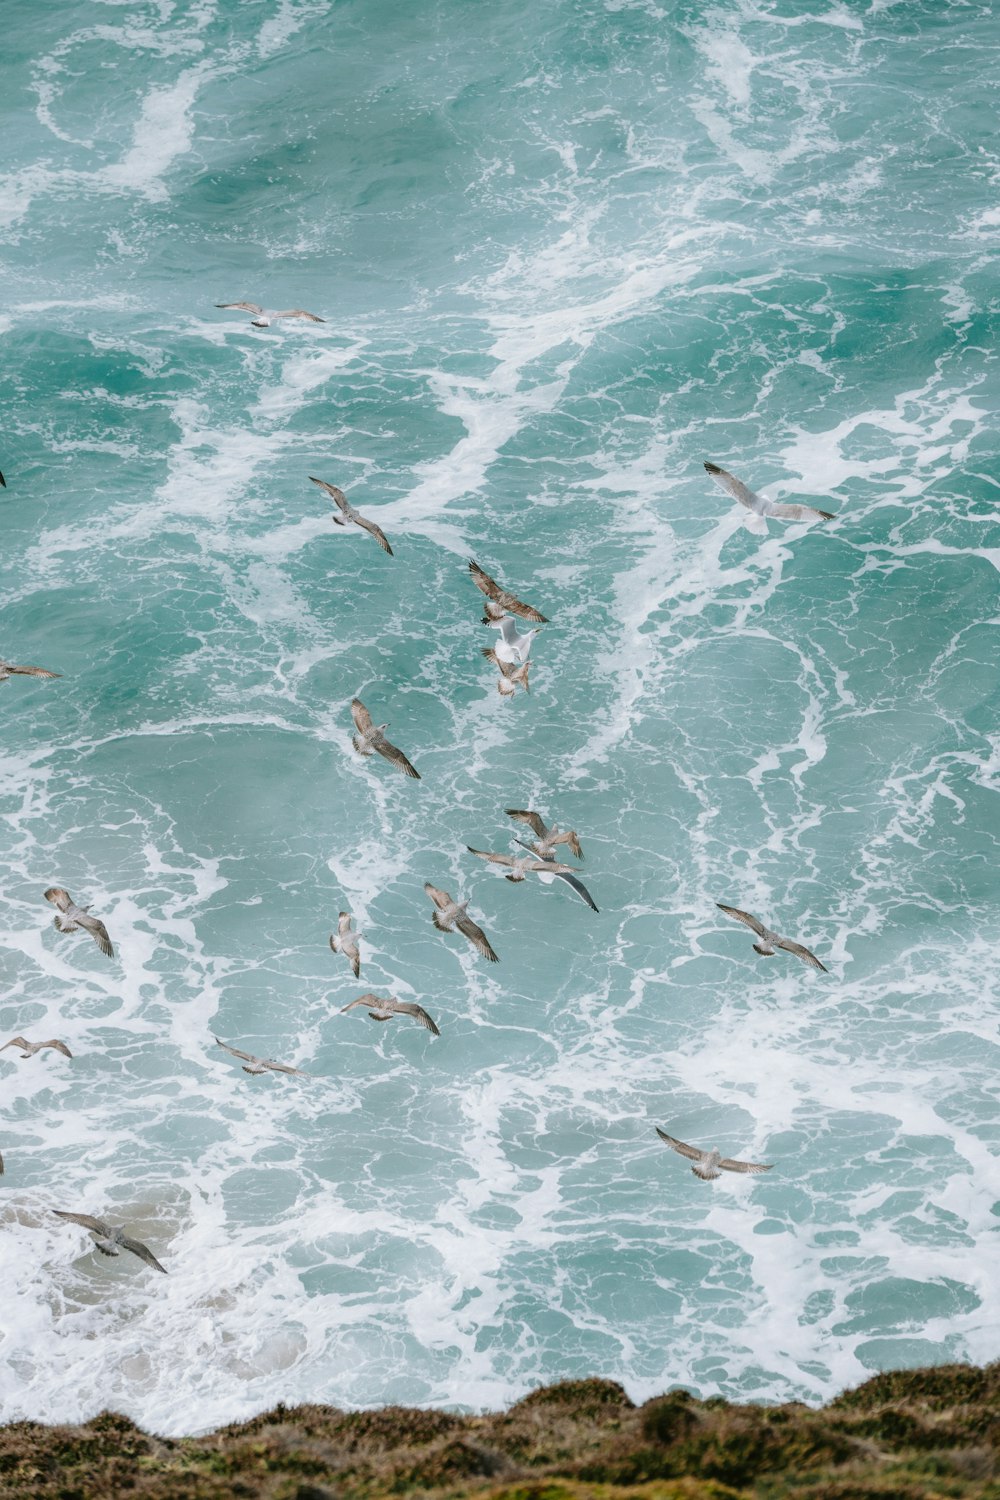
[0,302,842,1273]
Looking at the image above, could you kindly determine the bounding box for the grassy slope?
[1,1364,998,1498]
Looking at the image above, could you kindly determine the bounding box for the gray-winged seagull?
[1,1036,72,1059]
[350,698,420,779]
[329,913,361,978]
[53,1211,167,1272]
[704,461,835,535]
[216,302,325,329]
[214,1036,313,1077]
[656,1128,773,1181]
[468,561,548,624]
[310,476,393,556]
[44,887,114,958]
[340,994,440,1035]
[424,882,499,962]
[716,903,828,972]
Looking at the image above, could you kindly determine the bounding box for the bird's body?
[511,840,599,911]
[44,887,114,958]
[468,561,548,625]
[216,302,325,329]
[329,912,361,978]
[481,647,530,698]
[656,1129,773,1181]
[490,615,538,665]
[716,903,828,972]
[53,1211,167,1272]
[340,993,440,1035]
[423,882,499,962]
[505,809,583,860]
[0,660,60,684]
[704,461,835,534]
[309,476,393,556]
[0,1036,72,1059]
[214,1036,312,1077]
[350,699,420,779]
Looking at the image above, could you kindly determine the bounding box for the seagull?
[424,882,499,962]
[329,913,361,978]
[490,615,539,665]
[506,809,583,860]
[716,903,828,972]
[0,660,60,684]
[0,1036,72,1059]
[468,561,548,625]
[309,476,393,556]
[656,1128,773,1181]
[340,994,440,1035]
[44,887,114,958]
[481,647,530,699]
[52,1211,167,1273]
[466,846,578,885]
[215,302,325,329]
[214,1036,312,1077]
[704,461,835,535]
[511,839,599,911]
[350,699,420,779]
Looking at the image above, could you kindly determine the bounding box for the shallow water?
[1,0,999,1438]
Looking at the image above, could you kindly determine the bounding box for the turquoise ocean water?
[1,0,999,1437]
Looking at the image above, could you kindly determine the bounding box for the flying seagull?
[340,994,440,1036]
[0,1036,72,1059]
[506,809,583,860]
[481,647,530,699]
[44,887,114,958]
[716,903,828,972]
[214,1036,312,1077]
[490,615,539,665]
[329,913,361,978]
[511,839,599,912]
[52,1211,167,1273]
[704,461,835,535]
[656,1128,773,1181]
[350,698,420,779]
[309,476,393,556]
[466,846,579,885]
[424,882,499,962]
[216,302,325,329]
[468,561,548,624]
[0,660,60,684]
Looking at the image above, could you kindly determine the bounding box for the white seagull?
[704,461,835,535]
[656,1128,773,1181]
[215,302,325,329]
[511,839,598,911]
[490,615,538,666]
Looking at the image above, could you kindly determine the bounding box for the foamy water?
[1,0,999,1437]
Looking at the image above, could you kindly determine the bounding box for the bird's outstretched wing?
[468,561,548,623]
[53,1210,110,1235]
[394,1002,441,1036]
[272,309,325,322]
[716,903,768,938]
[120,1235,168,1273]
[764,502,835,523]
[44,887,72,913]
[719,1156,773,1175]
[373,734,420,779]
[216,301,263,313]
[0,1038,30,1053]
[341,994,385,1014]
[354,512,394,556]
[551,869,598,911]
[78,912,114,958]
[703,462,762,511]
[350,698,373,734]
[455,911,499,962]
[41,1040,73,1057]
[310,476,351,515]
[5,664,60,678]
[655,1129,702,1161]
[467,847,516,868]
[775,936,828,972]
[214,1036,257,1065]
[423,883,451,910]
[505,809,547,839]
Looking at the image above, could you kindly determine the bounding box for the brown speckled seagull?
[424,882,499,962]
[0,660,60,684]
[0,1036,72,1059]
[214,1036,313,1077]
[468,561,548,624]
[329,913,361,978]
[350,698,420,779]
[53,1211,167,1272]
[704,461,835,535]
[481,647,530,699]
[716,903,828,972]
[656,1128,773,1181]
[340,994,440,1036]
[44,887,114,958]
[310,477,393,556]
[505,809,583,860]
[216,301,325,329]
